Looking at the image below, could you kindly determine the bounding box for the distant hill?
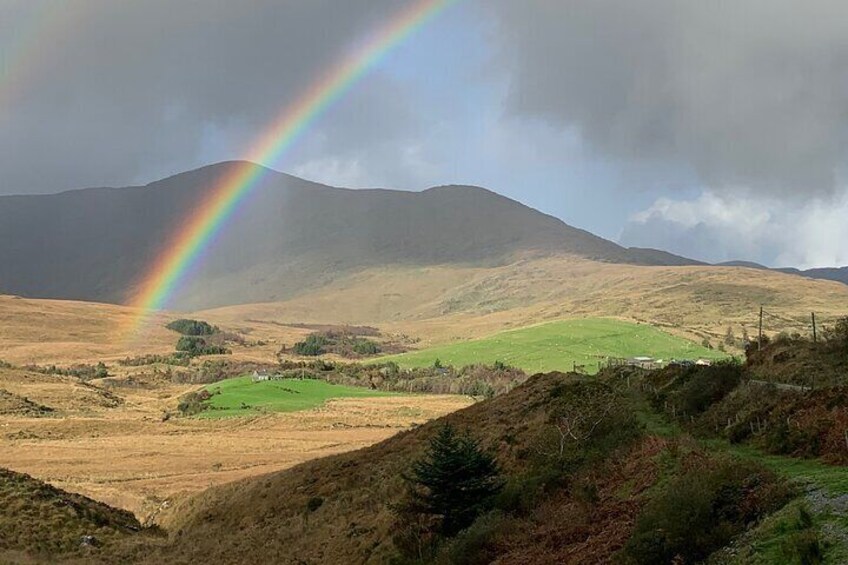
[718,261,848,286]
[0,161,697,309]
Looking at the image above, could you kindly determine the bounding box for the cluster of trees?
[26,362,109,381]
[277,359,527,398]
[288,331,382,358]
[118,353,191,367]
[166,319,219,336]
[175,336,230,357]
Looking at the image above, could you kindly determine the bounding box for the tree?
[404,424,502,536]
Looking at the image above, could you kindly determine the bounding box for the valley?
[1,166,848,563]
[0,362,470,519]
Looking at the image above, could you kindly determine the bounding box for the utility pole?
[758,306,764,351]
[812,312,818,343]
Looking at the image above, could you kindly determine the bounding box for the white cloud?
[621,190,848,268]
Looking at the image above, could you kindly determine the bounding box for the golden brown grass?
[197,255,848,349]
[0,295,175,365]
[4,255,847,367]
[0,365,470,521]
[2,253,847,554]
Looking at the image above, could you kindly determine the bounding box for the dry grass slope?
[110,372,568,563]
[0,467,152,562]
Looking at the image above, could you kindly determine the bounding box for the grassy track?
[201,377,395,418]
[376,318,724,373]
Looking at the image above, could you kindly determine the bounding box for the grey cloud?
[489,0,848,196]
[0,0,420,194]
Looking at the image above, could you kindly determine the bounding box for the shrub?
[676,361,743,416]
[652,361,743,420]
[536,380,642,475]
[306,497,324,513]
[177,389,213,416]
[823,316,848,352]
[352,338,380,356]
[435,511,513,565]
[166,319,219,336]
[623,456,792,564]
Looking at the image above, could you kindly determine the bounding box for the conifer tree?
[406,424,502,536]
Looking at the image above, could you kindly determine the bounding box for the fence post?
[812,312,818,343]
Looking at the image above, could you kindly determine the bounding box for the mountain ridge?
[0,161,700,309]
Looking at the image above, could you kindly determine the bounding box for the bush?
[352,338,380,355]
[536,380,642,475]
[435,511,513,565]
[823,316,848,352]
[177,389,213,416]
[623,456,792,564]
[651,361,743,420]
[166,319,219,336]
[675,361,743,416]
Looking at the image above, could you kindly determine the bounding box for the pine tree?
[406,424,502,536]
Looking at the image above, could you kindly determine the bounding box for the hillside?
[112,372,619,562]
[0,161,696,310]
[131,334,848,564]
[198,256,848,352]
[375,318,724,373]
[0,467,152,561]
[719,261,848,287]
[0,294,175,365]
[95,366,836,564]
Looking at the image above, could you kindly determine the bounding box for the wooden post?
[812,312,818,343]
[758,306,764,350]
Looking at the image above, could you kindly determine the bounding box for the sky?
[1,0,847,269]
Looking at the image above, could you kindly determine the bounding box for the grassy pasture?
[201,376,395,418]
[376,318,725,374]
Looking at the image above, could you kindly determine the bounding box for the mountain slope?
[0,161,697,309]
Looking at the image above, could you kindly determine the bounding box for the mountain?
[0,161,697,309]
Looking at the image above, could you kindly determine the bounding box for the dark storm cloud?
[0,0,420,194]
[489,0,848,196]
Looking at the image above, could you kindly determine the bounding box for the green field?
[376,318,726,374]
[200,377,395,418]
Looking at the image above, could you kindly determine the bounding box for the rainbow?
[126,0,457,335]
